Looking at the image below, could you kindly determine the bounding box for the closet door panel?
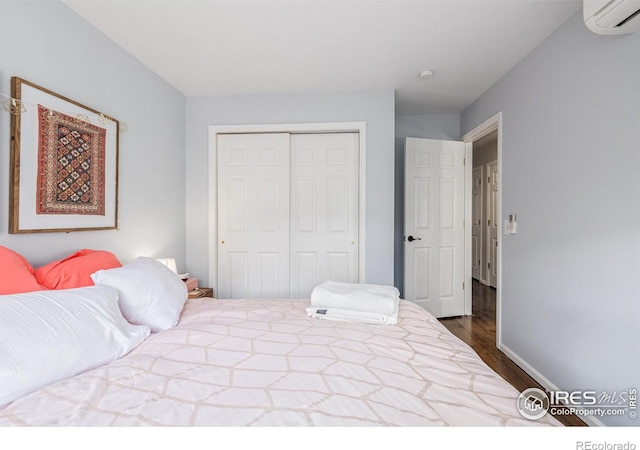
[218,133,290,299]
[290,133,359,298]
[291,252,318,298]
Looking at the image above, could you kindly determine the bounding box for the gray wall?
[462,12,639,426]
[394,114,460,294]
[0,1,186,269]
[185,90,395,287]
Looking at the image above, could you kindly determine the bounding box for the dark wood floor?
[439,280,586,426]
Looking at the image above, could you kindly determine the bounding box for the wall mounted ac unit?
[584,0,640,34]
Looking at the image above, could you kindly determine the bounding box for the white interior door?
[471,165,483,281]
[404,137,466,318]
[217,133,290,298]
[290,133,359,297]
[487,160,498,288]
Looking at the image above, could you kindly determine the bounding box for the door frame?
[207,122,367,295]
[462,112,502,347]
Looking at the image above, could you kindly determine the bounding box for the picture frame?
[9,77,119,233]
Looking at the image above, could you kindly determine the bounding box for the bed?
[0,249,561,427]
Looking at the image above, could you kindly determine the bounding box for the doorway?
[471,132,498,288]
[462,112,502,349]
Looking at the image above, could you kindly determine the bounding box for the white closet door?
[290,133,359,298]
[217,133,290,299]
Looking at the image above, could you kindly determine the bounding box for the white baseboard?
[498,343,605,427]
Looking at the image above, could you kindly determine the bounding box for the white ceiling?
[62,0,582,115]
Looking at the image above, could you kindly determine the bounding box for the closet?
[216,132,359,299]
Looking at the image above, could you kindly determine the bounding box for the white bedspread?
[0,298,561,426]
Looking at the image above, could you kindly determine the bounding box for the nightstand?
[188,287,214,299]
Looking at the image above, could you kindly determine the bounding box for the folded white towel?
[310,281,400,315]
[306,304,399,325]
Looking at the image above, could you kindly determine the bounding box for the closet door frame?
[208,122,367,296]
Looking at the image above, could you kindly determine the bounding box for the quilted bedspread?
[0,298,561,426]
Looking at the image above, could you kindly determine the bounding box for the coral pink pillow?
[0,246,44,295]
[35,249,122,290]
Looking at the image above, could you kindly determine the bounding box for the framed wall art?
[9,77,119,233]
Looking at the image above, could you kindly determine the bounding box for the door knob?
[407,235,421,242]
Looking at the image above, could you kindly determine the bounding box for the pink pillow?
[0,246,45,294]
[35,249,122,290]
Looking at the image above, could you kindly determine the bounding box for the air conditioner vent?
[584,0,640,35]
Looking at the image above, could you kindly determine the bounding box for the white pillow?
[91,257,188,332]
[0,285,150,407]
